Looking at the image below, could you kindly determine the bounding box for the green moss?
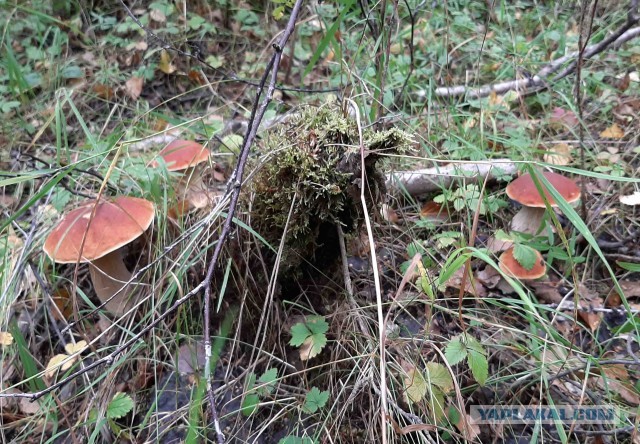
[249,103,413,272]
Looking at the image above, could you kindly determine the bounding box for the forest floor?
[1,1,640,443]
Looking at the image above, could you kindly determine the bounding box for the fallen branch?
[434,23,640,99]
[386,159,518,196]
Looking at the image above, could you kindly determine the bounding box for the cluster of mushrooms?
[43,139,211,316]
[498,171,581,280]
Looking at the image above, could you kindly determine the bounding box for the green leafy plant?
[107,392,134,420]
[289,315,329,360]
[434,184,504,215]
[241,367,279,416]
[445,333,488,386]
[302,387,329,414]
[403,362,453,421]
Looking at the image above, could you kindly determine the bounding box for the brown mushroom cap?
[152,140,210,172]
[44,196,155,263]
[498,246,546,280]
[505,172,580,208]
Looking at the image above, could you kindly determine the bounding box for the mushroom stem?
[88,249,136,316]
[511,206,546,235]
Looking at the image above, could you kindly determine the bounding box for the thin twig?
[200,2,306,442]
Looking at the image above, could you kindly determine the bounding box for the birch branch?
[434,25,640,99]
[386,159,518,195]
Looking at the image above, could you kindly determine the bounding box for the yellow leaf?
[403,367,428,404]
[0,332,14,346]
[600,123,624,139]
[158,50,176,75]
[64,340,87,355]
[543,143,573,166]
[45,354,74,378]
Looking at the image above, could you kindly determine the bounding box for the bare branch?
[435,23,640,99]
[386,159,518,196]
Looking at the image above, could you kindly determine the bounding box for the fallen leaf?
[18,398,40,415]
[64,340,87,355]
[620,191,640,206]
[486,235,513,253]
[403,366,428,404]
[381,204,400,223]
[600,123,625,139]
[51,287,73,321]
[543,143,573,166]
[529,281,563,304]
[594,376,640,406]
[445,266,487,298]
[188,70,207,85]
[149,9,166,23]
[476,266,502,289]
[93,84,115,100]
[158,50,176,74]
[177,340,205,375]
[548,107,579,129]
[298,337,315,361]
[45,354,74,378]
[0,332,14,346]
[420,201,448,220]
[125,76,143,100]
[455,412,481,441]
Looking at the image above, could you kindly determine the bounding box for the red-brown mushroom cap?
[498,247,546,280]
[44,196,155,263]
[505,172,580,208]
[152,140,210,172]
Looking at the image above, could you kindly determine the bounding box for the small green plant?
[107,392,134,420]
[445,333,488,386]
[403,362,453,421]
[434,184,504,215]
[241,367,279,416]
[289,315,329,360]
[302,386,329,414]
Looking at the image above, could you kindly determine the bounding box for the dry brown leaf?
[177,341,205,375]
[18,398,40,415]
[187,189,209,209]
[548,107,579,129]
[594,376,640,406]
[476,266,502,289]
[381,204,400,223]
[92,83,115,100]
[543,143,573,166]
[158,50,176,74]
[149,8,166,23]
[600,123,625,139]
[455,412,481,442]
[485,235,513,253]
[298,337,315,361]
[445,266,487,297]
[125,77,143,100]
[420,201,448,220]
[51,288,73,321]
[529,281,563,304]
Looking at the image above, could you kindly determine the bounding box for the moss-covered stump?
[248,103,413,274]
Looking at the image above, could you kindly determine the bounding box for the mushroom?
[43,196,155,316]
[498,246,546,280]
[506,171,580,235]
[152,139,211,211]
